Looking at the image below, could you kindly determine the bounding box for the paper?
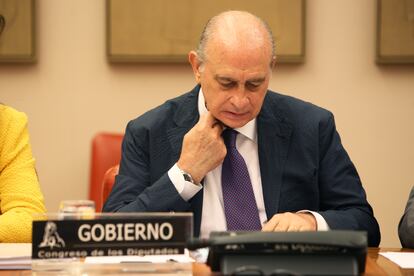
[85,249,194,264]
[84,250,194,275]
[189,248,209,263]
[380,252,414,269]
[0,243,32,270]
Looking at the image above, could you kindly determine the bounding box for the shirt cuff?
[297,210,330,231]
[168,163,202,201]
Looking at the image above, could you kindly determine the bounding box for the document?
[380,252,414,269]
[85,249,194,264]
[84,250,194,275]
[0,243,32,270]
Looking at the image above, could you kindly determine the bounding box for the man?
[399,186,414,248]
[103,11,380,246]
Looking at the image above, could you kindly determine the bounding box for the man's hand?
[262,212,317,232]
[177,112,226,183]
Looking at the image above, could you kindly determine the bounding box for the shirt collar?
[197,87,257,143]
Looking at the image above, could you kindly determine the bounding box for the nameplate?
[32,213,192,259]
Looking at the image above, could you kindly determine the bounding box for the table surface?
[0,248,413,275]
[365,248,414,275]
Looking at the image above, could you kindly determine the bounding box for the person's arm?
[316,113,381,246]
[103,112,225,213]
[398,186,414,248]
[0,108,46,242]
[102,120,191,212]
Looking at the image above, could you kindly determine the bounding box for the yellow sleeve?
[0,106,47,242]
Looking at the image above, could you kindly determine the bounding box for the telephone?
[201,231,367,275]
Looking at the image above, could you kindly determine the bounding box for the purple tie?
[221,129,262,231]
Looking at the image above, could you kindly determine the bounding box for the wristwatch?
[180,169,195,184]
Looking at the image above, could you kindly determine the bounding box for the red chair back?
[101,165,119,208]
[89,132,123,211]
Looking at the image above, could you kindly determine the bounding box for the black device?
[198,231,367,276]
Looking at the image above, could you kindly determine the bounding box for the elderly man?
[103,11,380,246]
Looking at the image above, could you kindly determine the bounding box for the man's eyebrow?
[214,76,266,83]
[247,77,266,83]
[215,75,236,82]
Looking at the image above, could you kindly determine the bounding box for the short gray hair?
[195,12,276,66]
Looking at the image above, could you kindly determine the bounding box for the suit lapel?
[166,88,200,159]
[166,127,191,162]
[257,93,293,219]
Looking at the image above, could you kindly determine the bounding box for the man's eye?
[220,82,235,88]
[246,82,261,90]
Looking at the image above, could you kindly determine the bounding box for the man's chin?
[219,118,249,129]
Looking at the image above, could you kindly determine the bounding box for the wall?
[1,0,413,247]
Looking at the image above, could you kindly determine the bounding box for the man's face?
[190,45,272,129]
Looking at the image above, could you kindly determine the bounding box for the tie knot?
[223,129,238,148]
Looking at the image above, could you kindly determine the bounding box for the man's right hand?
[177,112,227,183]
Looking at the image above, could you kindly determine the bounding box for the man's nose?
[230,88,249,110]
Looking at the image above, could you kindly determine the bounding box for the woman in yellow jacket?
[0,105,46,242]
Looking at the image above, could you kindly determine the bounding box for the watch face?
[183,173,193,183]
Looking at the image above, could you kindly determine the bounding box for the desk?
[0,248,413,275]
[366,248,414,275]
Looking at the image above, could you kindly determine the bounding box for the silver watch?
[180,169,195,184]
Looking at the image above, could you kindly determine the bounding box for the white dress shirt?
[168,89,328,238]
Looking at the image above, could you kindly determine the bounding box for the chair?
[101,164,119,209]
[89,132,123,211]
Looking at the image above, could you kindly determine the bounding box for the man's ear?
[270,55,277,70]
[188,51,202,83]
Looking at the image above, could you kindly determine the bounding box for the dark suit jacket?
[398,186,414,248]
[103,86,381,246]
